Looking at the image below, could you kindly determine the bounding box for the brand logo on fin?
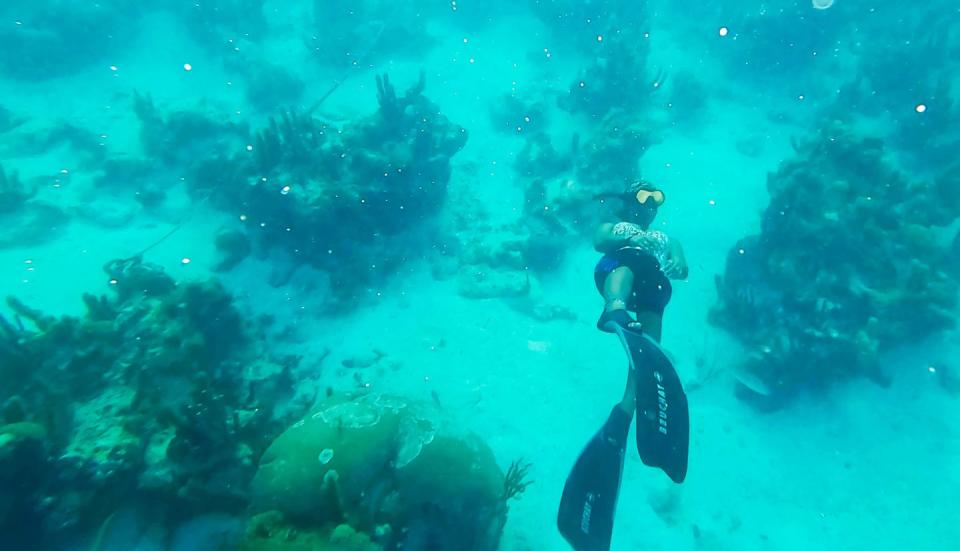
[581,493,595,533]
[655,370,668,435]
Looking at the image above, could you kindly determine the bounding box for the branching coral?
[186,72,467,305]
[0,163,34,214]
[503,459,534,502]
[826,5,960,170]
[711,123,960,402]
[132,92,248,167]
[561,35,663,120]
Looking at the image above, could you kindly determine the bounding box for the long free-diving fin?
[557,406,631,551]
[614,326,689,484]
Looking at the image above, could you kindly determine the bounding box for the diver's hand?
[663,240,689,279]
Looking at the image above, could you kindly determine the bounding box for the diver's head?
[599,181,664,229]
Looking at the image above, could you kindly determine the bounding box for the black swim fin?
[557,405,632,551]
[614,327,689,484]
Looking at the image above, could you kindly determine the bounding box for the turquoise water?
[1,1,958,549]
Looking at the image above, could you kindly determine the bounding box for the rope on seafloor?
[121,195,213,263]
[305,20,387,116]
[122,220,186,263]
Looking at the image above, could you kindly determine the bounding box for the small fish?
[527,340,551,353]
[731,365,773,397]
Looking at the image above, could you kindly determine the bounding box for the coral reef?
[189,72,467,305]
[518,112,656,256]
[240,511,381,551]
[242,62,306,112]
[560,34,663,120]
[214,227,253,272]
[0,258,316,546]
[308,0,434,68]
[251,392,508,550]
[488,93,550,136]
[0,163,33,213]
[725,7,851,79]
[528,0,649,56]
[710,123,960,403]
[454,219,533,299]
[172,0,268,51]
[529,0,662,121]
[823,5,959,170]
[0,1,138,80]
[132,92,249,168]
[449,102,658,303]
[0,163,66,248]
[948,229,960,279]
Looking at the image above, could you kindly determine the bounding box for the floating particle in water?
[719,27,729,37]
[181,257,191,265]
[597,35,603,42]
[915,104,927,113]
[280,185,291,195]
[812,0,834,9]
[245,144,253,151]
[318,448,334,464]
[183,63,193,71]
[109,65,118,71]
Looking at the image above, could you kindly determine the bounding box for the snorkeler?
[593,183,688,332]
[558,182,690,551]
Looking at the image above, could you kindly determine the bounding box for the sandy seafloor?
[1,4,959,550]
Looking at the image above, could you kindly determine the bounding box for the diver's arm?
[594,222,630,252]
[663,239,689,280]
[594,222,671,253]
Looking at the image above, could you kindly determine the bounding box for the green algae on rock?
[0,257,317,545]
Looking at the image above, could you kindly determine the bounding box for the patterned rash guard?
[611,222,671,269]
[594,222,674,314]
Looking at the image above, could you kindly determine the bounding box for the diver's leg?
[598,267,641,332]
[603,266,634,311]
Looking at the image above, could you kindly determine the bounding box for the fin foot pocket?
[614,327,690,483]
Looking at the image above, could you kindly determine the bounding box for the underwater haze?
[1,0,959,549]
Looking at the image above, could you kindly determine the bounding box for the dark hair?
[593,181,664,203]
[615,181,662,229]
